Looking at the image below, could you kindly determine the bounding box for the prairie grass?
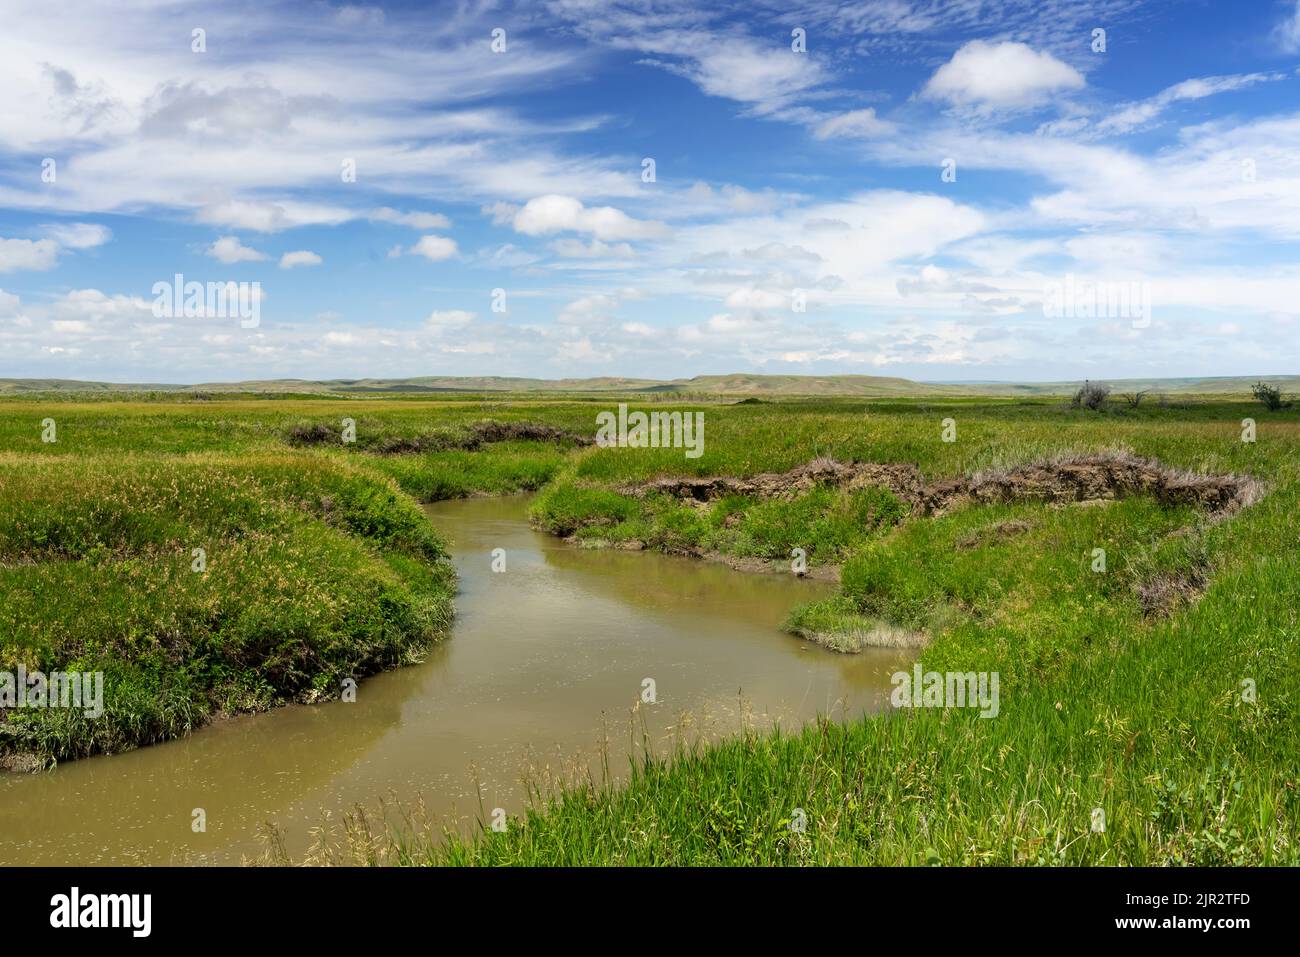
[1,392,1296,866]
[0,450,454,766]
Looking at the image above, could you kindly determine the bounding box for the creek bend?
[0,494,907,865]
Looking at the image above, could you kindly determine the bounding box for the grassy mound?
[0,452,454,768]
[532,478,907,563]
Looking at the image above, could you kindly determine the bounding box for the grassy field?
[1,391,1297,864]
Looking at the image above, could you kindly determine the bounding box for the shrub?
[1072,380,1111,411]
[1251,381,1290,411]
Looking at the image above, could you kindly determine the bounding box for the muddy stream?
[0,495,907,865]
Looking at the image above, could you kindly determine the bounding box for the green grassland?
[1,391,1297,864]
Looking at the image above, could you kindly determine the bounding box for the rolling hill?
[1,373,1296,397]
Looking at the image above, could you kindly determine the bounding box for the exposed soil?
[626,452,1261,517]
[286,422,336,445]
[1137,567,1210,617]
[0,750,45,773]
[699,551,842,581]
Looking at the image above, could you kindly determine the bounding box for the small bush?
[1251,382,1290,411]
[1072,380,1111,411]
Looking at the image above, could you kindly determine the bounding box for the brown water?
[0,495,907,865]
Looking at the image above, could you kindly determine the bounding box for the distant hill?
[1,374,1297,397]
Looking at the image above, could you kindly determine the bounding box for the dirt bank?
[625,451,1262,516]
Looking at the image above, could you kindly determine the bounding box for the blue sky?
[1,0,1299,383]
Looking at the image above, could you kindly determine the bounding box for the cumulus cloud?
[279,250,322,269]
[511,195,669,241]
[207,236,267,264]
[2,0,1297,385]
[0,237,60,272]
[0,1,603,225]
[922,40,1084,111]
[408,235,459,261]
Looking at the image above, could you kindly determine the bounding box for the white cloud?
[2,0,1296,384]
[650,39,828,115]
[408,235,459,261]
[1094,73,1283,136]
[440,341,496,355]
[814,108,893,139]
[0,2,603,224]
[482,202,518,226]
[922,41,1084,111]
[1276,1,1300,52]
[207,236,267,264]
[477,243,542,268]
[674,190,988,307]
[425,309,476,328]
[512,195,669,241]
[678,182,782,216]
[743,242,821,263]
[0,288,21,316]
[43,222,112,249]
[279,250,322,269]
[558,293,622,326]
[896,264,998,297]
[724,287,788,310]
[198,200,354,233]
[369,207,451,230]
[0,238,59,272]
[550,238,635,258]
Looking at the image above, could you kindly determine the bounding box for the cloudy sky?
[2,0,1299,383]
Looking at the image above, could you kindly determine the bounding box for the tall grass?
[0,451,454,767]
[2,393,1296,866]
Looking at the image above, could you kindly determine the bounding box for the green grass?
[1,392,1297,866]
[416,490,1297,865]
[533,481,908,563]
[0,451,455,767]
